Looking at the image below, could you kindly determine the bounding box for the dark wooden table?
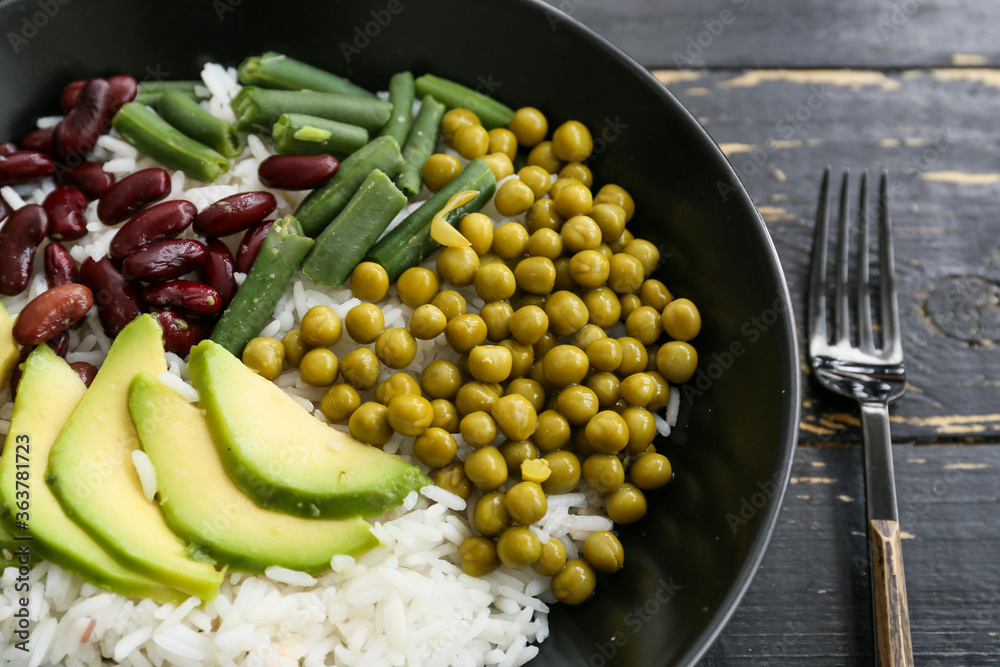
[540,1,1000,664]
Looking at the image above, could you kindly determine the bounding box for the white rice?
[0,63,686,666]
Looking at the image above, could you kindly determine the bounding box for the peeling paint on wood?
[717,69,902,90]
[919,171,1000,185]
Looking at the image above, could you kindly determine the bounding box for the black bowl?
[0,0,799,664]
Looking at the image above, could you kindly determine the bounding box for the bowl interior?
[0,0,799,663]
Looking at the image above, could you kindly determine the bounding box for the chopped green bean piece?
[157,90,243,158]
[378,72,415,145]
[397,95,446,197]
[272,113,368,157]
[210,216,314,357]
[238,51,375,98]
[414,74,514,129]
[112,102,229,183]
[231,87,391,133]
[301,169,407,286]
[294,135,405,237]
[368,158,496,282]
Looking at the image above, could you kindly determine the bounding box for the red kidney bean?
[143,280,223,317]
[43,186,88,212]
[60,161,115,199]
[69,361,98,386]
[0,197,11,224]
[0,151,57,186]
[0,205,49,296]
[235,219,274,273]
[19,128,54,155]
[153,309,211,357]
[53,79,114,161]
[97,167,170,225]
[193,191,277,237]
[45,242,78,288]
[107,74,138,109]
[258,154,340,190]
[122,238,208,282]
[79,257,144,336]
[68,361,98,386]
[201,240,238,308]
[47,330,70,358]
[59,79,89,113]
[12,283,94,345]
[108,199,196,260]
[43,186,90,241]
[0,142,17,157]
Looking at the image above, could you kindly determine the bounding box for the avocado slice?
[46,315,224,601]
[128,372,380,573]
[0,302,20,387]
[0,345,183,602]
[187,339,428,519]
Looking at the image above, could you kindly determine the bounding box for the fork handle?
[870,519,914,666]
[860,401,913,666]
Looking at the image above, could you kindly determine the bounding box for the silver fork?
[808,168,914,667]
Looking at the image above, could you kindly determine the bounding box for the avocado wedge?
[0,345,183,602]
[129,373,379,573]
[46,315,224,601]
[0,302,20,388]
[187,339,428,519]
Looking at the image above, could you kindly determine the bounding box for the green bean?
[231,87,391,133]
[414,74,514,129]
[294,135,404,237]
[378,71,414,145]
[367,158,496,282]
[111,102,230,183]
[301,169,407,286]
[136,80,206,109]
[210,216,314,357]
[397,95,446,197]
[271,113,368,157]
[238,51,375,98]
[156,90,243,158]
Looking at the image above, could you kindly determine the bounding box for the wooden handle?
[870,519,914,666]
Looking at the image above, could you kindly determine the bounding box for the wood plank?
[704,443,1000,665]
[539,0,1000,69]
[654,68,1000,443]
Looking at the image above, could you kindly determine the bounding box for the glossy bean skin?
[193,191,277,237]
[143,280,223,317]
[44,242,78,288]
[108,199,197,260]
[69,361,98,387]
[18,129,53,155]
[0,142,16,157]
[153,309,211,356]
[53,78,114,160]
[122,239,208,282]
[12,284,94,345]
[79,257,144,336]
[59,79,89,113]
[201,240,238,307]
[107,74,138,109]
[97,167,170,225]
[235,219,274,273]
[43,186,89,241]
[0,204,49,295]
[0,197,11,224]
[60,161,115,199]
[257,154,339,190]
[0,151,57,186]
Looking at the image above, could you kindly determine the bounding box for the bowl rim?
[527,1,801,663]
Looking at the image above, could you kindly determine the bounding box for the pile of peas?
[240,104,701,606]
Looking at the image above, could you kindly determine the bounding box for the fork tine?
[834,170,851,345]
[857,171,874,352]
[808,167,831,351]
[878,170,902,358]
